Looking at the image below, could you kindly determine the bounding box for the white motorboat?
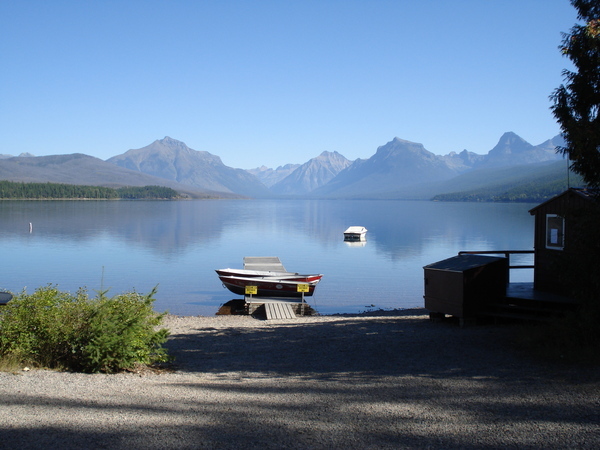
[343,226,367,241]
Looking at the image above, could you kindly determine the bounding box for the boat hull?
[218,275,320,297]
[216,268,322,283]
[343,226,367,241]
[343,233,367,241]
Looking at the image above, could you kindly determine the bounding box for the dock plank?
[265,302,274,320]
[265,302,296,319]
[243,256,287,272]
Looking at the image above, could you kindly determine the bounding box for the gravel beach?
[1,309,599,449]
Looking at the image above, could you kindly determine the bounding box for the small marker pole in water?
[29,223,32,233]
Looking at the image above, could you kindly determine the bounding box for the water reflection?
[1,200,238,256]
[0,200,535,315]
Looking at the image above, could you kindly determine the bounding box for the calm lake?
[0,199,536,315]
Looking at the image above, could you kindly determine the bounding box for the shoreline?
[1,310,598,448]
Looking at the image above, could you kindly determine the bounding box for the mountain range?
[107,136,271,198]
[0,132,573,200]
[0,153,237,198]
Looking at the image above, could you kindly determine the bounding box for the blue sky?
[1,1,578,169]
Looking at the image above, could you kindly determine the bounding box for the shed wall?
[530,190,593,293]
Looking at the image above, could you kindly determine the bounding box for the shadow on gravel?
[164,311,581,381]
[2,312,599,449]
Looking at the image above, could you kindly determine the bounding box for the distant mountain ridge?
[0,132,570,201]
[107,137,271,198]
[269,151,352,195]
[0,152,34,159]
[482,132,562,167]
[247,164,301,187]
[437,132,563,172]
[311,139,459,197]
[0,153,225,198]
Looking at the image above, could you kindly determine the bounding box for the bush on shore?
[0,286,170,373]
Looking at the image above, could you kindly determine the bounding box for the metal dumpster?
[424,254,508,320]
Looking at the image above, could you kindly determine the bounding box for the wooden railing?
[458,250,535,283]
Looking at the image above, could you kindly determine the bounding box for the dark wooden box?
[424,254,508,319]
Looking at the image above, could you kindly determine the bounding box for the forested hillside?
[0,181,180,200]
[431,167,584,202]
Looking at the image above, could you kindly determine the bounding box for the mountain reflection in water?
[0,199,535,315]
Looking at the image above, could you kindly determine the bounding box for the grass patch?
[0,352,24,373]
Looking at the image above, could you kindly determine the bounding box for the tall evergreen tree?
[551,0,600,188]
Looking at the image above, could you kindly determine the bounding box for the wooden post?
[297,284,309,316]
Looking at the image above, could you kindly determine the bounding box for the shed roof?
[424,254,506,272]
[528,188,596,215]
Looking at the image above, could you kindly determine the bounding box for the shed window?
[546,214,565,250]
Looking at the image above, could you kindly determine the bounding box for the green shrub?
[0,285,170,373]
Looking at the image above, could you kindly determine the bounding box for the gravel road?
[1,310,598,449]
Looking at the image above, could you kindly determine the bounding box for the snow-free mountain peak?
[373,137,441,163]
[483,132,561,167]
[1,131,567,200]
[489,132,533,155]
[270,151,352,195]
[247,163,302,187]
[107,137,270,197]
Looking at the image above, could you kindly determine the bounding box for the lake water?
[0,199,536,316]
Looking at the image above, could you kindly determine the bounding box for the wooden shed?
[424,254,508,322]
[529,188,596,295]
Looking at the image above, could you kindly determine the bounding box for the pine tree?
[551,0,600,188]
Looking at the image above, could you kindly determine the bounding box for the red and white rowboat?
[217,257,323,298]
[217,273,323,297]
[215,268,322,283]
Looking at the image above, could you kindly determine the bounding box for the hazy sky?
[1,1,578,169]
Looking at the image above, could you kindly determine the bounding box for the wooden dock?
[429,282,579,326]
[478,282,579,323]
[242,257,308,319]
[264,301,297,319]
[244,296,312,319]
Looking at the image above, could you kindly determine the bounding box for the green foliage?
[0,181,180,200]
[430,160,585,202]
[0,181,119,199]
[431,176,582,202]
[116,185,180,199]
[551,0,600,188]
[82,289,170,373]
[0,285,170,373]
